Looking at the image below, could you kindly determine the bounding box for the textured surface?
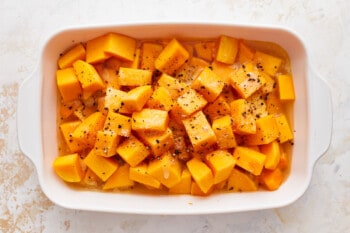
[1,0,350,232]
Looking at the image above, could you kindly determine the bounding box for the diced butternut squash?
[254,51,282,76]
[190,181,213,196]
[72,112,106,148]
[58,43,86,69]
[118,67,152,86]
[191,67,225,102]
[73,104,96,121]
[105,33,137,62]
[260,140,281,170]
[59,100,81,119]
[194,41,215,62]
[175,57,209,84]
[215,35,238,65]
[157,73,187,100]
[211,60,237,85]
[56,68,83,102]
[266,91,283,114]
[59,121,85,153]
[212,115,237,149]
[155,38,190,75]
[102,87,128,114]
[148,152,182,188]
[116,135,150,167]
[182,111,217,152]
[83,168,102,187]
[84,150,119,182]
[121,48,141,69]
[98,67,120,90]
[140,42,163,71]
[129,163,161,189]
[259,71,276,94]
[174,88,208,117]
[243,115,279,145]
[187,157,214,193]
[227,168,257,192]
[132,108,169,132]
[168,168,192,194]
[230,99,256,135]
[94,130,121,157]
[233,146,266,175]
[275,114,294,143]
[205,150,236,184]
[237,41,255,63]
[278,146,289,170]
[137,128,174,157]
[122,85,153,112]
[103,110,132,137]
[246,91,268,120]
[73,60,105,100]
[147,86,174,111]
[258,168,283,190]
[53,153,84,182]
[204,95,231,122]
[277,74,295,101]
[85,34,112,64]
[103,163,134,190]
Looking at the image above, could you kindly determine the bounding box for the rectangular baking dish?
[17,22,332,214]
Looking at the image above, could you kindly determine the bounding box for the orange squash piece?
[53,153,84,182]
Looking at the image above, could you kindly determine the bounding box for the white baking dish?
[17,22,332,214]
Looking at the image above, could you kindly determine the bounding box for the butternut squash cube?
[194,41,215,62]
[175,88,208,116]
[106,33,137,62]
[84,150,119,182]
[277,74,295,101]
[278,146,289,170]
[137,128,174,157]
[132,108,169,132]
[266,91,283,114]
[211,60,237,85]
[187,157,214,194]
[85,34,112,64]
[155,38,190,75]
[59,100,82,119]
[243,115,279,145]
[129,163,161,189]
[73,60,105,100]
[182,111,217,152]
[190,182,213,196]
[230,99,256,135]
[98,67,120,90]
[175,57,209,84]
[260,140,281,170]
[237,41,255,64]
[254,51,282,76]
[118,67,152,86]
[94,130,121,157]
[168,168,192,194]
[123,85,153,112]
[56,68,83,102]
[233,146,266,175]
[148,152,182,188]
[205,150,236,184]
[103,163,134,190]
[157,73,187,100]
[212,115,237,149]
[59,121,85,153]
[204,95,231,122]
[83,168,102,187]
[258,168,283,191]
[103,110,132,137]
[72,112,105,148]
[275,114,294,143]
[53,153,84,182]
[227,168,257,192]
[73,104,96,121]
[259,71,276,94]
[102,87,129,114]
[116,135,150,167]
[147,86,174,111]
[141,42,163,71]
[58,43,86,69]
[121,48,141,69]
[215,35,238,65]
[191,67,225,102]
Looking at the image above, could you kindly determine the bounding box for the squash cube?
[59,100,81,119]
[103,110,132,137]
[103,163,134,190]
[243,115,279,145]
[157,73,187,100]
[94,130,121,157]
[258,168,283,191]
[147,86,174,111]
[211,60,237,85]
[123,85,153,112]
[59,121,85,153]
[191,67,225,102]
[121,48,141,69]
[116,135,150,167]
[187,157,214,194]
[194,41,215,62]
[53,153,84,182]
[148,152,182,188]
[140,42,163,71]
[168,168,192,194]
[233,146,266,175]
[215,35,238,65]
[83,168,102,187]
[137,128,174,157]
[106,33,137,62]
[132,108,169,132]
[227,168,257,192]
[237,41,255,64]
[118,67,152,86]
[175,88,208,117]
[260,140,281,170]
[275,114,294,143]
[190,182,213,196]
[129,163,161,189]
[254,51,282,76]
[212,115,237,149]
[230,99,256,135]
[182,111,217,152]
[72,112,106,148]
[155,38,190,75]
[203,95,231,122]
[58,43,86,69]
[98,67,120,90]
[266,91,283,114]
[84,150,119,182]
[277,74,295,101]
[56,68,83,102]
[205,150,236,184]
[85,34,112,64]
[175,57,209,84]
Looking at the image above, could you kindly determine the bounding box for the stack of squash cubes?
[53,32,295,195]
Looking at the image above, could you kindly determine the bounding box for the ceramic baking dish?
[17,22,332,214]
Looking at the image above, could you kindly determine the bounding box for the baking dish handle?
[17,68,42,169]
[308,69,332,164]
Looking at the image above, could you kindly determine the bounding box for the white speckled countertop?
[1,0,349,232]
